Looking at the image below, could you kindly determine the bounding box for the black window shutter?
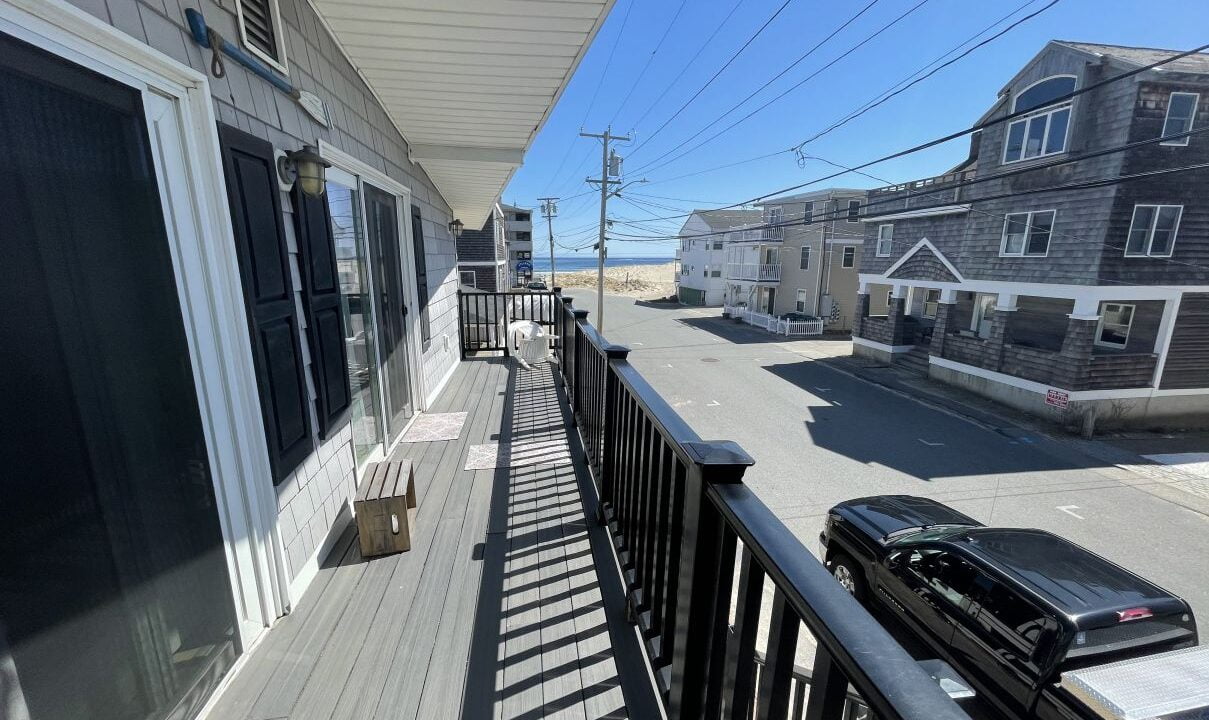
[218,124,313,483]
[293,184,352,437]
[410,205,431,350]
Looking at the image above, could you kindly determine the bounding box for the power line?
[626,0,797,156]
[628,0,887,172]
[630,0,933,176]
[625,0,747,131]
[609,0,689,126]
[613,42,1209,226]
[792,0,1060,154]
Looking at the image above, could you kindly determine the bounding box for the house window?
[516,231,531,241]
[922,289,941,319]
[713,240,723,250]
[796,289,807,312]
[803,201,814,224]
[460,270,477,288]
[703,265,709,277]
[800,246,810,269]
[841,246,856,268]
[847,200,861,222]
[1000,210,1055,256]
[236,0,288,72]
[886,290,894,308]
[876,224,894,257]
[711,269,721,277]
[517,251,531,259]
[514,212,531,222]
[1161,92,1199,145]
[768,205,783,226]
[1125,204,1182,257]
[1003,76,1075,163]
[1095,303,1134,349]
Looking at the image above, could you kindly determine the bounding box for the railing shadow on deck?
[460,357,661,719]
[457,289,974,720]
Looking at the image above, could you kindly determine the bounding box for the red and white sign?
[1045,388,1070,408]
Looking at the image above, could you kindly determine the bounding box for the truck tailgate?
[1059,645,1209,719]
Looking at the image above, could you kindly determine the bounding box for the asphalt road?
[567,290,1209,618]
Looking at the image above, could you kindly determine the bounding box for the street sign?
[1045,388,1070,408]
[516,260,533,273]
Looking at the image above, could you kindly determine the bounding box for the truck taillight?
[1117,607,1153,622]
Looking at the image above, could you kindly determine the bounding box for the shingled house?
[853,41,1209,428]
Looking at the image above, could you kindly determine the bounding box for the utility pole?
[537,196,558,287]
[581,126,630,334]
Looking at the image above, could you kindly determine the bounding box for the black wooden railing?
[547,290,972,720]
[456,289,559,357]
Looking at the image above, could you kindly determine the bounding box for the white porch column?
[1151,294,1183,387]
[939,288,958,304]
[1069,296,1102,321]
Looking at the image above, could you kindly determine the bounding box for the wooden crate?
[353,460,417,557]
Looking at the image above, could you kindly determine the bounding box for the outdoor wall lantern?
[448,219,464,238]
[277,145,330,197]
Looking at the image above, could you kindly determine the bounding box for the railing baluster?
[803,647,848,720]
[704,526,738,718]
[725,547,765,720]
[668,441,754,719]
[756,589,799,720]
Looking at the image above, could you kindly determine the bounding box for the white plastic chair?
[507,320,558,370]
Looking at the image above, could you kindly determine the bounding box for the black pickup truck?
[819,495,1199,720]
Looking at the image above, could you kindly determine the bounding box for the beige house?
[749,189,868,330]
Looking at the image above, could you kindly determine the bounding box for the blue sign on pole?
[516,260,533,273]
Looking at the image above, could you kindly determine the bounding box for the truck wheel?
[831,554,865,600]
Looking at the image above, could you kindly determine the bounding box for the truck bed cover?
[1060,645,1209,719]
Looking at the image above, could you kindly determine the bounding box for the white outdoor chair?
[507,320,558,370]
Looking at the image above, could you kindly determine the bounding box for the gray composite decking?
[206,358,659,720]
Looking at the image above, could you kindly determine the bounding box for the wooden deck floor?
[206,358,659,720]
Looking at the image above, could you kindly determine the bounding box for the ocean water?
[529,256,673,273]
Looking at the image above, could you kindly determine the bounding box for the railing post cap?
[603,344,630,359]
[561,296,574,306]
[682,440,755,477]
[572,308,590,319]
[552,286,562,294]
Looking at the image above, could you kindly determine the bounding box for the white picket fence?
[723,306,823,337]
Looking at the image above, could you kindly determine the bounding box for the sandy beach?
[536,261,677,299]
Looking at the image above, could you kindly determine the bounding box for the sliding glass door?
[327,169,384,465]
[0,31,237,720]
[364,184,414,444]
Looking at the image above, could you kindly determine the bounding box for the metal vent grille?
[238,0,279,61]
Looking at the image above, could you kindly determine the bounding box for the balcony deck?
[207,358,660,720]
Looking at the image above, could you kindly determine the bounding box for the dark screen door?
[364,184,413,442]
[0,33,238,720]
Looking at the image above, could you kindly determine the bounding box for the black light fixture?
[448,219,464,238]
[278,144,330,197]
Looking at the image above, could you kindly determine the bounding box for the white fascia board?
[409,144,524,165]
[861,204,971,222]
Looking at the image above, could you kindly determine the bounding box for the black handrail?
[526,291,972,719]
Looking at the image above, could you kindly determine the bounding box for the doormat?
[465,439,572,470]
[398,412,468,443]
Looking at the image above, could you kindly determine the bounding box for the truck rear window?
[1065,615,1195,660]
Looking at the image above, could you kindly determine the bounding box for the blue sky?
[501,0,1209,258]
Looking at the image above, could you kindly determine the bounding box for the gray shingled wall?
[67,0,463,581]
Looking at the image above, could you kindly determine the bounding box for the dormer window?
[1003,75,1076,164]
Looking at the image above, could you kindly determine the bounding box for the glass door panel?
[363,184,413,443]
[0,32,237,720]
[326,172,383,465]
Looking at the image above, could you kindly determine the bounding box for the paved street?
[566,290,1209,618]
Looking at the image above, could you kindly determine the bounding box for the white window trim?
[460,270,477,288]
[841,246,856,268]
[802,201,814,225]
[1002,106,1072,164]
[800,245,810,270]
[796,288,807,312]
[235,0,290,75]
[1160,92,1199,146]
[876,223,894,257]
[846,200,861,223]
[998,209,1056,257]
[1125,204,1183,258]
[1094,303,1134,349]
